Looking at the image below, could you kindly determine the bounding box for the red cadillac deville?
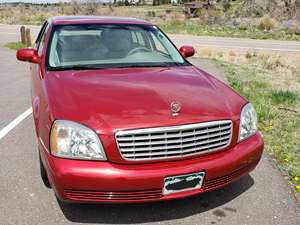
[16,16,263,203]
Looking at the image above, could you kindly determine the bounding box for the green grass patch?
[159,20,300,41]
[270,90,298,105]
[5,42,26,50]
[216,59,300,194]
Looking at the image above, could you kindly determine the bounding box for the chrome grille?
[116,120,232,161]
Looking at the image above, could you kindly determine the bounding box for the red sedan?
[16,16,263,203]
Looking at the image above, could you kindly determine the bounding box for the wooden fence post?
[20,26,26,45]
[25,28,31,47]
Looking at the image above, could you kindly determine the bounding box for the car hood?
[45,66,246,135]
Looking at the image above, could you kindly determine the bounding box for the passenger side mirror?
[16,48,40,64]
[179,46,195,58]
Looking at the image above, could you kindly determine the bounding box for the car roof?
[49,16,153,26]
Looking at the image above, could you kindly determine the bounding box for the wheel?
[39,153,51,188]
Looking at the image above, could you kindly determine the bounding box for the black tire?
[39,153,51,188]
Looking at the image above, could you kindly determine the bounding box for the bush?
[85,0,99,15]
[37,14,47,23]
[70,0,81,14]
[195,8,225,25]
[238,20,254,31]
[257,15,277,31]
[221,0,231,12]
[294,23,300,35]
[147,11,156,17]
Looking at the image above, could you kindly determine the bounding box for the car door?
[30,21,50,146]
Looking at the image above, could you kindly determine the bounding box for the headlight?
[50,120,106,160]
[238,103,258,142]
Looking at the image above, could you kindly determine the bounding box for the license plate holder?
[163,171,205,195]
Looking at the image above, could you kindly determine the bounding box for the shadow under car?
[58,174,254,224]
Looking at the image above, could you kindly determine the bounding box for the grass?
[4,42,26,50]
[270,90,298,105]
[159,20,300,41]
[214,57,300,198]
[0,4,172,25]
[1,3,300,41]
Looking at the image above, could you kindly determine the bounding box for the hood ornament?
[170,101,181,117]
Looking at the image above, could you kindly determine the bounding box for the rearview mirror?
[16,48,40,64]
[179,46,195,58]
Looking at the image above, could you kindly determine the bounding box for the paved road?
[1,23,300,53]
[169,34,300,54]
[0,24,299,225]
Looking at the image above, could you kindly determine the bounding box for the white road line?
[0,107,32,140]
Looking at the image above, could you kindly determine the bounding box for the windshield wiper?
[49,62,185,71]
[113,65,163,68]
[112,63,172,69]
[49,65,106,71]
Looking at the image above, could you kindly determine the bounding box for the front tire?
[39,153,51,188]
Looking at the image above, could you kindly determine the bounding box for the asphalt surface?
[0,24,299,225]
[169,34,300,54]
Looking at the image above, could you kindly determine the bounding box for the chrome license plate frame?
[163,171,205,195]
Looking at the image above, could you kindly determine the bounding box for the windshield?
[47,24,188,70]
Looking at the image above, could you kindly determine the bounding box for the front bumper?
[40,132,263,203]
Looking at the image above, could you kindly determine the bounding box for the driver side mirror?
[179,46,195,58]
[16,48,40,64]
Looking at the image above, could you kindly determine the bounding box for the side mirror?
[16,48,40,64]
[179,46,195,58]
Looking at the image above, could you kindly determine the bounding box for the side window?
[36,22,49,56]
[131,31,146,47]
[150,33,168,55]
[131,32,138,43]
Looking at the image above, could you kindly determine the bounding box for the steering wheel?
[127,46,151,56]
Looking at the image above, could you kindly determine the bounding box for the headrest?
[101,28,132,52]
[59,35,100,51]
